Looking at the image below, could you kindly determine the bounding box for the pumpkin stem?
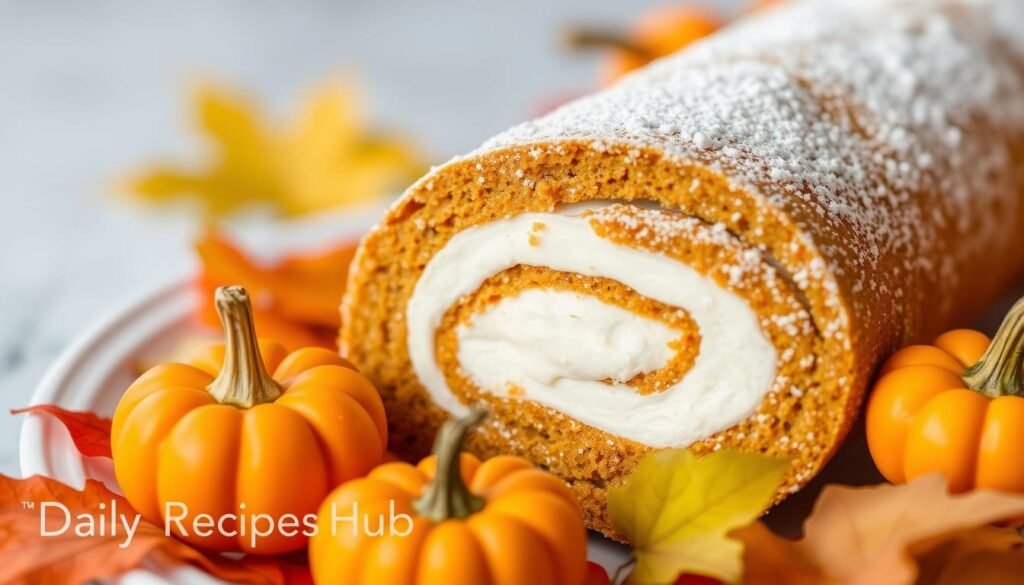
[413,408,487,523]
[206,286,282,408]
[962,295,1024,397]
[563,27,652,60]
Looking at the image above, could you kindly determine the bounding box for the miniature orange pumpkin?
[567,7,722,86]
[866,296,1024,493]
[308,409,588,585]
[111,285,387,555]
[745,0,789,13]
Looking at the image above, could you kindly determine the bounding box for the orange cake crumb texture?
[436,264,701,396]
[342,0,1024,539]
[341,143,856,538]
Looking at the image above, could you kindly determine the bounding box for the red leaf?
[241,554,313,585]
[585,561,612,585]
[13,405,112,459]
[0,474,276,584]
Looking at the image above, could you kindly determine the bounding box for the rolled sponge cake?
[340,0,1024,537]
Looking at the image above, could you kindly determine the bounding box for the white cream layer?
[406,209,777,447]
[457,289,679,388]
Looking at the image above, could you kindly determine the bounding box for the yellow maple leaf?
[124,80,424,217]
[608,448,789,585]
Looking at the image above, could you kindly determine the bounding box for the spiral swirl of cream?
[406,207,776,447]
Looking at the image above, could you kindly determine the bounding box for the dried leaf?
[124,80,423,217]
[585,560,612,585]
[608,449,789,585]
[736,474,1024,585]
[239,554,314,585]
[194,230,354,350]
[731,522,826,585]
[12,405,112,459]
[915,526,1024,585]
[0,474,276,584]
[257,240,357,328]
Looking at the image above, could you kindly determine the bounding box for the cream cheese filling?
[406,208,777,447]
[457,289,679,388]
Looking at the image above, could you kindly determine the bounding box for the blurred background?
[1,0,751,476]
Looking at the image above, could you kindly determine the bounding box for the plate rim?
[19,278,193,482]
[17,275,628,577]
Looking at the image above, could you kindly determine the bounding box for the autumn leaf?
[735,474,1024,585]
[730,522,824,585]
[586,560,613,585]
[0,474,277,585]
[276,82,423,216]
[608,449,789,585]
[194,230,355,351]
[12,405,112,459]
[915,526,1024,585]
[240,554,314,585]
[123,80,424,218]
[195,230,357,330]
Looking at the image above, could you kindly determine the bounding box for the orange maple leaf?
[12,406,112,459]
[194,230,356,351]
[735,474,1024,585]
[0,475,278,584]
[241,555,315,585]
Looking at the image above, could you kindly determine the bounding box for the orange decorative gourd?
[745,0,789,13]
[567,7,722,86]
[111,285,387,554]
[866,295,1024,493]
[308,409,588,585]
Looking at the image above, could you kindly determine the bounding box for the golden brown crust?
[341,143,845,538]
[341,1,1024,540]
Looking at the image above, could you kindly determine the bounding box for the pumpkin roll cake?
[341,0,1024,537]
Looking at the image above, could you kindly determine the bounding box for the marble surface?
[1,0,758,477]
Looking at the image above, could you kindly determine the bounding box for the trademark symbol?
[21,500,35,510]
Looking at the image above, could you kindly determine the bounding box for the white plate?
[18,200,390,490]
[19,280,245,584]
[19,281,629,583]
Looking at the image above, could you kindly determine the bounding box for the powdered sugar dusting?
[480,0,1024,335]
[588,203,814,339]
[346,0,1024,500]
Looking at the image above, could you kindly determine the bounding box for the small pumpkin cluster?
[867,295,1024,494]
[111,285,589,584]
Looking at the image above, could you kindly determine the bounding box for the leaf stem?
[563,27,652,60]
[611,556,637,585]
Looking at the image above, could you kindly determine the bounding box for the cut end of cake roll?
[341,140,857,537]
[341,0,1024,539]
